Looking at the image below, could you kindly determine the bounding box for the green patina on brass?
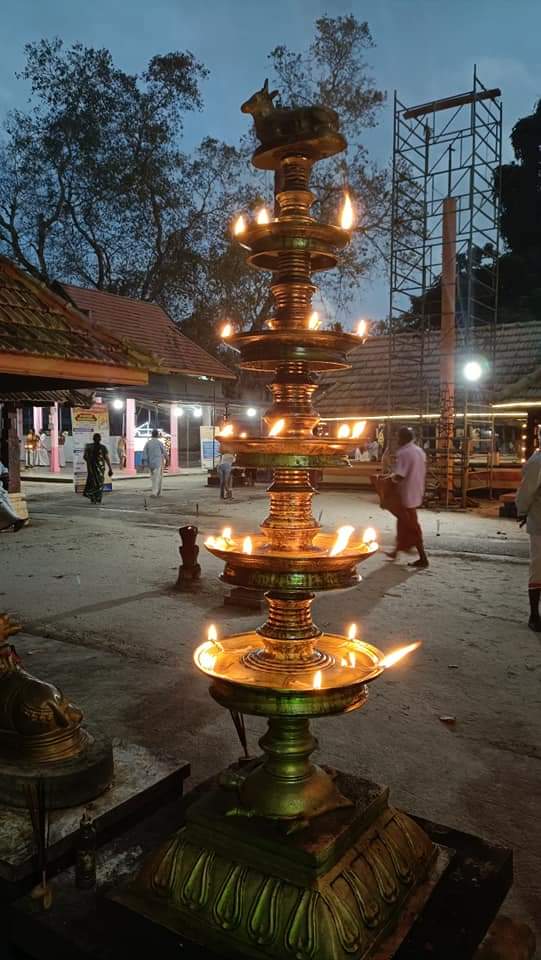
[117,79,436,959]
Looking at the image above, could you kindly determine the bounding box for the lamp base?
[111,767,435,960]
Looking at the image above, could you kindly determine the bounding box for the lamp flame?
[352,420,366,439]
[337,424,350,439]
[340,192,354,230]
[380,642,421,670]
[233,214,246,236]
[240,431,247,438]
[348,623,357,641]
[308,310,321,330]
[356,318,368,338]
[329,525,355,556]
[256,207,270,225]
[313,670,322,689]
[243,536,253,555]
[207,624,218,643]
[222,527,232,541]
[217,423,234,438]
[363,527,377,544]
[221,322,233,338]
[268,419,285,437]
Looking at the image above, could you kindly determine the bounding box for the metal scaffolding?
[387,67,503,499]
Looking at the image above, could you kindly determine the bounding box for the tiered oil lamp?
[122,82,435,960]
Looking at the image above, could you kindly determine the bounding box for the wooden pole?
[439,197,456,504]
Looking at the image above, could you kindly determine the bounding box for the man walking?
[218,451,235,500]
[142,429,167,498]
[516,440,541,632]
[386,427,429,568]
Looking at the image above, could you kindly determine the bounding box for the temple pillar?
[1,404,27,520]
[125,398,136,474]
[49,402,60,473]
[169,405,179,472]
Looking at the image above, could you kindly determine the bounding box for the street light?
[246,407,258,418]
[172,405,184,417]
[112,398,124,410]
[463,360,483,382]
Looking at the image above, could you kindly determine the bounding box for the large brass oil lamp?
[120,81,435,960]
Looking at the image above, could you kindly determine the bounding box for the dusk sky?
[1,0,539,320]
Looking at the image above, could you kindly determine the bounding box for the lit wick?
[340,192,354,230]
[362,527,377,545]
[233,214,246,236]
[348,623,357,641]
[337,424,350,439]
[268,419,285,437]
[380,642,421,669]
[221,322,233,338]
[352,420,366,439]
[329,525,355,556]
[242,536,253,555]
[222,527,233,544]
[308,310,321,330]
[313,670,322,689]
[256,207,270,224]
[217,423,234,438]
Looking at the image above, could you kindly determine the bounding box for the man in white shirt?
[516,441,541,632]
[142,430,167,497]
[387,427,428,568]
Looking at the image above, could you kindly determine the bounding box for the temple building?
[0,255,151,515]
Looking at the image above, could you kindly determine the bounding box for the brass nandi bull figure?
[241,78,340,148]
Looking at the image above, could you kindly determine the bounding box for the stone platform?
[0,739,189,902]
[7,775,512,960]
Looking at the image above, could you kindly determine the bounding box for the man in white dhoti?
[516,442,541,632]
[37,432,49,467]
[142,430,167,497]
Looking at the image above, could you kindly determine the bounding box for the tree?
[495,100,541,324]
[267,15,388,313]
[0,20,388,349]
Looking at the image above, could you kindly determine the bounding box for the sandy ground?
[1,475,539,943]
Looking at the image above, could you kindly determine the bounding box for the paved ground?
[1,475,539,944]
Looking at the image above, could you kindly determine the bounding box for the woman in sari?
[83,433,113,504]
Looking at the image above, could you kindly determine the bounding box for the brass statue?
[241,78,340,149]
[0,613,113,807]
[0,614,84,762]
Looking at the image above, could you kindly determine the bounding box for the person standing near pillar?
[516,436,541,632]
[142,429,167,498]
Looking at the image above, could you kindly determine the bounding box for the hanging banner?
[200,425,220,469]
[72,404,111,494]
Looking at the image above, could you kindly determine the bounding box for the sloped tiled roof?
[0,256,149,373]
[317,321,541,417]
[60,284,236,381]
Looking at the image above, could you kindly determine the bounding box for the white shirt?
[143,438,166,470]
[516,450,541,535]
[394,442,426,508]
